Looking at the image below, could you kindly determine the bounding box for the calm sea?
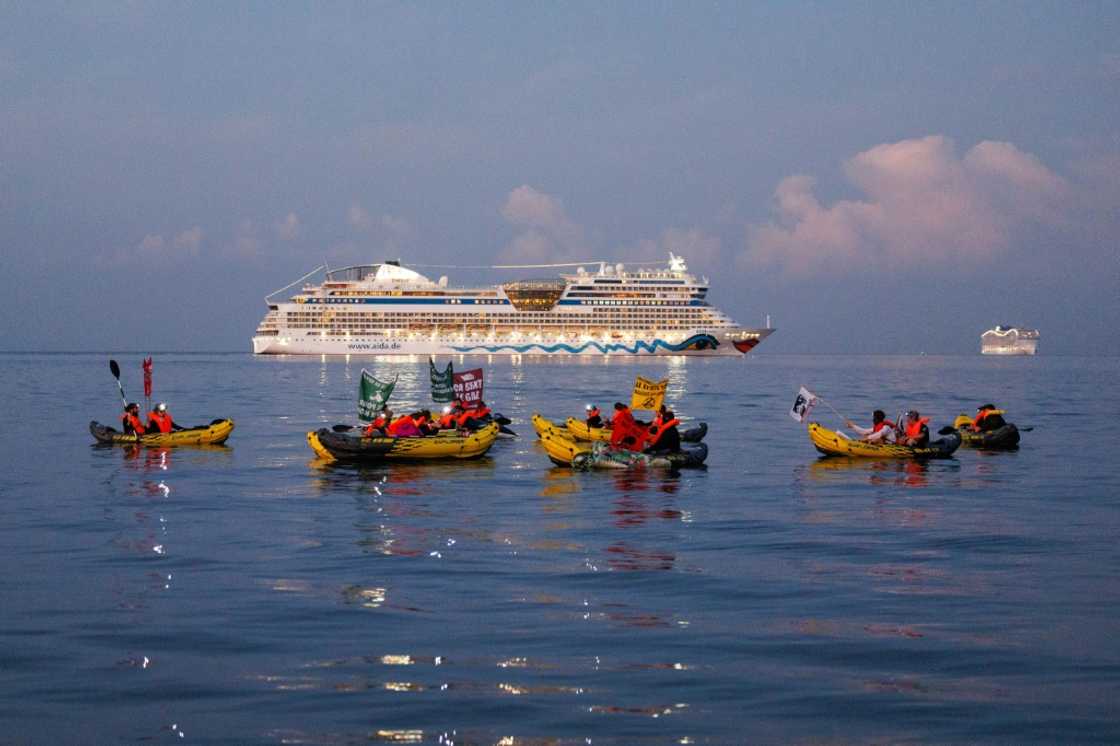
[1,352,1118,744]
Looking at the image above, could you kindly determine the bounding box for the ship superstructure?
[981,325,1039,355]
[252,254,773,356]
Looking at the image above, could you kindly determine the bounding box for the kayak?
[532,413,568,439]
[564,417,708,443]
[538,430,593,466]
[308,422,499,463]
[952,414,1020,449]
[90,419,234,446]
[540,430,707,470]
[808,422,960,459]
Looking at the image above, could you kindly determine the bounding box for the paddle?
[109,359,127,407]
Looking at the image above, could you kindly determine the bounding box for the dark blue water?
[2,352,1118,744]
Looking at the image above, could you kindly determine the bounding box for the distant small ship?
[981,325,1039,355]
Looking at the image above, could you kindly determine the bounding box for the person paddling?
[121,403,147,435]
[845,409,897,443]
[970,404,1007,432]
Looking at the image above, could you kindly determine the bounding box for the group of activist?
[587,401,683,454]
[360,399,494,438]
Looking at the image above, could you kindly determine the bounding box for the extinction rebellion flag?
[429,358,454,403]
[630,376,668,411]
[358,369,397,422]
[789,386,818,422]
[452,368,484,409]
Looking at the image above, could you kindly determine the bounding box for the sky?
[2,1,1117,354]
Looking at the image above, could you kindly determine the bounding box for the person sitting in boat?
[845,409,897,443]
[457,401,491,429]
[146,402,183,434]
[644,409,682,454]
[969,404,1007,432]
[121,402,147,435]
[900,410,930,447]
[413,409,438,436]
[437,404,459,430]
[363,406,393,437]
[387,412,423,438]
[610,402,646,451]
[585,404,604,428]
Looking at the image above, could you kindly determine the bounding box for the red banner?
[142,357,153,398]
[452,368,484,408]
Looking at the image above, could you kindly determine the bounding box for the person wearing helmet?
[121,403,147,435]
[147,402,183,433]
[585,404,604,428]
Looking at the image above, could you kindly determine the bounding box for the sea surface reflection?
[1,352,1118,743]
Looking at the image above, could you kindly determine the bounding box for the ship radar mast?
[668,252,687,273]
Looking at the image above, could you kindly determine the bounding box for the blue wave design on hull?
[450,334,721,354]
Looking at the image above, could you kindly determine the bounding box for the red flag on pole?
[143,357,153,398]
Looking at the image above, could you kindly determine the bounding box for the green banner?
[429,357,454,403]
[358,369,396,421]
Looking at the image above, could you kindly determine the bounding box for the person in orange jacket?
[363,406,393,437]
[585,404,604,428]
[645,409,681,454]
[901,410,930,447]
[609,402,646,451]
[121,403,146,435]
[970,404,1007,432]
[146,402,183,433]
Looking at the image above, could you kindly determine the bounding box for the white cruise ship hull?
[981,342,1038,356]
[253,329,772,357]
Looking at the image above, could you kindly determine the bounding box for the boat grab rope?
[264,264,327,302]
[403,260,667,270]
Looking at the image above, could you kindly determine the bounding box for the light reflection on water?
[1,353,1119,743]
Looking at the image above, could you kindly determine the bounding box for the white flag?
[789,386,818,422]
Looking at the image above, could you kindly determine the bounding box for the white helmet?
[156,402,167,412]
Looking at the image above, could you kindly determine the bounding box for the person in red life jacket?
[644,409,682,454]
[146,402,183,433]
[363,406,393,437]
[969,403,1007,432]
[845,409,897,443]
[901,410,930,447]
[387,412,422,438]
[412,410,437,436]
[437,405,459,430]
[121,402,146,435]
[651,404,669,430]
[457,400,492,429]
[585,404,604,428]
[609,402,646,450]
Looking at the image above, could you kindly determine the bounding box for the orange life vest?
[610,409,635,447]
[148,411,173,433]
[387,415,413,436]
[438,413,457,429]
[648,418,680,446]
[872,420,895,433]
[121,413,146,434]
[971,409,1002,431]
[905,417,930,439]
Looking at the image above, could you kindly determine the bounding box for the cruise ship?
[252,254,773,356]
[981,325,1039,355]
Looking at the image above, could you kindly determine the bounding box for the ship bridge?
[502,279,567,311]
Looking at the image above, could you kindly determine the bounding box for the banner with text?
[429,358,455,403]
[358,370,397,422]
[452,368,485,409]
[630,376,668,411]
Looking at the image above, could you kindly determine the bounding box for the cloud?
[742,135,1068,275]
[173,226,203,254]
[99,226,204,266]
[498,185,587,263]
[275,212,300,241]
[348,204,374,231]
[233,219,260,259]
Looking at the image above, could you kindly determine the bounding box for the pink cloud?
[743,135,1068,275]
[498,185,587,263]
